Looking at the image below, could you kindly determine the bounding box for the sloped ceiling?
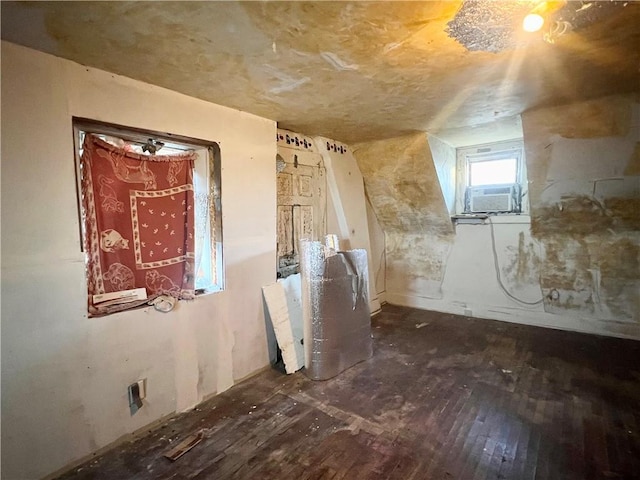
[2,1,639,143]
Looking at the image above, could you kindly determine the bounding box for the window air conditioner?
[466,184,520,213]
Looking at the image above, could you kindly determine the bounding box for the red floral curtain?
[81,134,196,316]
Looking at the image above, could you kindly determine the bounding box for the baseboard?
[43,362,273,480]
[377,290,387,305]
[41,411,178,480]
[385,292,640,341]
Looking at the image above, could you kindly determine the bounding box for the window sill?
[451,214,488,225]
[195,285,224,296]
[451,213,531,225]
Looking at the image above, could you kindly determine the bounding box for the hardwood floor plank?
[55,305,640,480]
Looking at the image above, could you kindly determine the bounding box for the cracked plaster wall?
[522,94,640,328]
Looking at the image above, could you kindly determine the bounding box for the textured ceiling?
[2,1,639,144]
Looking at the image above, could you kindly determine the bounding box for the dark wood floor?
[59,305,640,480]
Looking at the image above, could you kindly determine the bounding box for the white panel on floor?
[262,273,304,373]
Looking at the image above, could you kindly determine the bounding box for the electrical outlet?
[137,378,146,400]
[128,382,143,415]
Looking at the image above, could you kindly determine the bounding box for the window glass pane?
[469,158,516,186]
[193,148,214,290]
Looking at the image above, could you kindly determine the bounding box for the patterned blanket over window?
[81,134,197,315]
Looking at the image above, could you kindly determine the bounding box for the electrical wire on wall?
[487,217,544,307]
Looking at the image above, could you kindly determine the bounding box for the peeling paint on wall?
[353,133,453,299]
[624,143,640,176]
[523,95,640,323]
[540,233,639,321]
[532,195,640,236]
[503,231,541,287]
[385,232,452,298]
[353,133,453,236]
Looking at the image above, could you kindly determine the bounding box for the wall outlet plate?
[128,382,143,415]
[137,379,146,400]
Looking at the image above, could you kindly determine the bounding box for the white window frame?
[454,139,528,215]
[72,118,224,297]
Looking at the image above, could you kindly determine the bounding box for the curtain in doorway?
[80,134,197,315]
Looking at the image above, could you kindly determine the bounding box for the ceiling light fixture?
[522,1,566,34]
[522,13,545,32]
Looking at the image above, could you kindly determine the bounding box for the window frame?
[72,118,224,298]
[467,152,519,187]
[454,139,527,215]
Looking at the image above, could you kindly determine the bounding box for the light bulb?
[523,13,544,32]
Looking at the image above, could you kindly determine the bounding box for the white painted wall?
[315,137,381,314]
[1,42,276,480]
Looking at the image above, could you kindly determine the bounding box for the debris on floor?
[163,431,204,462]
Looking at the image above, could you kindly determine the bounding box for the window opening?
[455,141,526,215]
[469,158,517,186]
[73,119,223,315]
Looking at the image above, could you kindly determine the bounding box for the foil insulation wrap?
[299,239,373,381]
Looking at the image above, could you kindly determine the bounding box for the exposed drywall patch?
[532,195,623,236]
[353,133,453,237]
[624,143,640,176]
[540,233,639,321]
[503,231,541,287]
[353,133,453,300]
[523,95,639,324]
[598,236,640,281]
[604,197,640,231]
[531,109,638,236]
[540,236,602,315]
[539,236,591,292]
[594,234,640,322]
[385,232,452,298]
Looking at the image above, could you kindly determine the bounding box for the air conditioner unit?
[466,184,520,213]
